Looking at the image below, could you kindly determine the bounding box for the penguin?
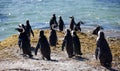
[49,28,58,47]
[15,24,33,58]
[15,24,25,51]
[72,31,82,56]
[69,16,76,31]
[35,30,51,60]
[74,21,84,32]
[95,31,112,68]
[74,21,81,31]
[62,29,74,58]
[25,20,34,39]
[92,26,103,35]
[58,16,65,31]
[25,20,34,53]
[49,14,58,29]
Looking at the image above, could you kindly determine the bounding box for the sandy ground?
[0,46,118,71]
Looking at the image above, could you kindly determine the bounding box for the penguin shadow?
[73,56,89,61]
[22,55,40,60]
[34,58,58,62]
[8,68,30,71]
[26,46,39,60]
[104,67,118,71]
[19,54,39,60]
[30,46,58,62]
[29,57,40,60]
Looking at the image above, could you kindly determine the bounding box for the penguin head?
[53,13,55,17]
[15,28,24,33]
[69,16,74,19]
[18,24,25,28]
[66,29,71,36]
[15,24,25,33]
[93,26,103,35]
[59,16,62,19]
[40,30,44,37]
[53,14,55,16]
[96,26,103,30]
[26,20,30,26]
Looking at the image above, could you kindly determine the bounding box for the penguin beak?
[69,16,73,19]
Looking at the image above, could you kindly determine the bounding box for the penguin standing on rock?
[62,29,74,58]
[72,31,82,56]
[35,30,51,60]
[15,24,33,58]
[95,31,112,68]
[58,16,65,31]
[49,28,58,47]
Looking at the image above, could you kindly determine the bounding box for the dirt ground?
[0,46,117,71]
[0,30,119,71]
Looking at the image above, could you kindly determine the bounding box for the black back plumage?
[95,31,112,68]
[69,16,76,31]
[25,20,34,38]
[72,31,82,55]
[49,14,58,29]
[16,24,33,58]
[49,29,57,47]
[35,30,51,60]
[74,21,81,31]
[62,29,74,58]
[58,16,65,31]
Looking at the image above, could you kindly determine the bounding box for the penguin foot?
[23,54,27,57]
[80,53,83,55]
[29,54,33,58]
[68,55,74,58]
[104,63,112,68]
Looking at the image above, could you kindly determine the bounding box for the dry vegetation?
[0,29,120,70]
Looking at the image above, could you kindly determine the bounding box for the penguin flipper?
[95,47,100,60]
